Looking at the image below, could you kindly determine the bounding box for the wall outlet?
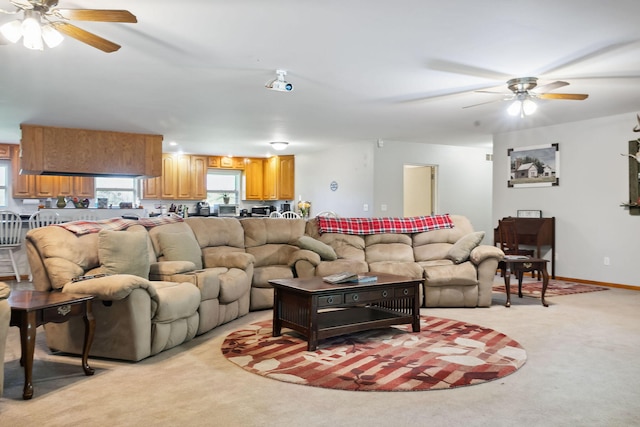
[363,204,369,212]
[604,256,611,266]
[381,204,387,211]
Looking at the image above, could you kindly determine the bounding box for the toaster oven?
[214,204,240,217]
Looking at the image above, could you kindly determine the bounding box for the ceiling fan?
[0,0,136,52]
[463,76,589,117]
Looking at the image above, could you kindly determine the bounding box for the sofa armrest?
[211,252,255,270]
[469,245,505,265]
[150,261,197,276]
[61,274,158,302]
[288,249,321,267]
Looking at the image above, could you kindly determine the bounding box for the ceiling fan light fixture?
[0,20,23,43]
[507,100,522,117]
[507,98,537,118]
[522,98,537,115]
[21,10,43,50]
[41,24,63,48]
[270,141,289,151]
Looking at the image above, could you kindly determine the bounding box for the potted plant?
[221,193,230,204]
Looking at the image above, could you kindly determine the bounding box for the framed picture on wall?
[507,143,559,188]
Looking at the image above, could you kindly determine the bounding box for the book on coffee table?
[322,272,377,284]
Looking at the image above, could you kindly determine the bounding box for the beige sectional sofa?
[24,214,501,362]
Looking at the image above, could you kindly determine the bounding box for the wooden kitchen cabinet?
[277,155,295,200]
[144,153,207,200]
[209,156,245,170]
[0,143,12,159]
[244,158,264,200]
[244,155,295,201]
[10,145,95,199]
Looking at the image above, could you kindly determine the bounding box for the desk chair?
[497,218,536,277]
[0,211,24,282]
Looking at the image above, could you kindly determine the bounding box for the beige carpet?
[1,277,640,426]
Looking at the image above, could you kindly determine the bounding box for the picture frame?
[517,210,542,218]
[507,143,559,188]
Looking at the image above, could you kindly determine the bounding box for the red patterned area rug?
[492,280,609,297]
[221,316,526,392]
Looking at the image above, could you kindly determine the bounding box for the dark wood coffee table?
[8,290,95,400]
[498,256,550,307]
[269,273,422,351]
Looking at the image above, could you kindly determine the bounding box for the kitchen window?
[207,170,240,205]
[95,177,138,207]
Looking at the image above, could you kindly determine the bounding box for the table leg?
[19,311,37,400]
[540,264,550,307]
[307,297,319,351]
[272,289,282,337]
[502,262,512,307]
[82,300,95,376]
[412,282,421,332]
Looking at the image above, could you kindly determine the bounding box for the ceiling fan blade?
[9,0,33,10]
[51,22,121,53]
[537,93,589,100]
[54,9,137,23]
[427,59,511,81]
[475,90,511,95]
[534,80,569,93]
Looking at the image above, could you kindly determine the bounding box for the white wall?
[493,112,639,287]
[295,140,495,242]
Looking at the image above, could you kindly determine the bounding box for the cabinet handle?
[57,305,71,316]
[403,288,409,296]
[352,294,359,301]
[327,297,334,304]
[382,290,388,298]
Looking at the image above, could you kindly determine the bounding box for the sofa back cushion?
[364,233,415,263]
[241,218,306,267]
[98,228,150,278]
[413,215,475,262]
[26,225,101,290]
[185,217,245,249]
[156,228,203,270]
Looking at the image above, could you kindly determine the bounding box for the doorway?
[403,164,436,216]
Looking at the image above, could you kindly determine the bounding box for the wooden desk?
[498,257,550,307]
[8,291,95,400]
[495,217,556,278]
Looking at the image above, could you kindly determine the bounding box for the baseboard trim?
[554,276,639,291]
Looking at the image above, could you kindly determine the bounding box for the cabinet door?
[208,156,220,168]
[160,154,177,199]
[34,176,59,198]
[73,177,95,198]
[0,143,12,159]
[11,145,35,198]
[263,156,277,200]
[233,157,246,169]
[176,154,192,199]
[190,155,207,200]
[244,158,264,200]
[277,155,295,200]
[57,176,74,197]
[142,176,162,199]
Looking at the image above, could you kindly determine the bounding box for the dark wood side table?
[8,290,96,400]
[498,257,550,307]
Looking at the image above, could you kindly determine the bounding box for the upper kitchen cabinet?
[209,156,246,170]
[244,155,295,201]
[143,153,207,200]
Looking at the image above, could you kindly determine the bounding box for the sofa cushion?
[157,231,203,270]
[424,261,478,286]
[297,236,338,260]
[446,231,485,264]
[98,229,150,278]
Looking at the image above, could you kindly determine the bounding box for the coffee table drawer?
[42,302,85,323]
[394,286,415,298]
[318,294,343,307]
[345,289,394,304]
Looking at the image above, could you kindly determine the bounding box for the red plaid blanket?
[317,214,454,235]
[56,215,184,235]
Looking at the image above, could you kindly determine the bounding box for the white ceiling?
[1,0,639,157]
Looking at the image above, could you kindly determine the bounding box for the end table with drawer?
[8,290,96,400]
